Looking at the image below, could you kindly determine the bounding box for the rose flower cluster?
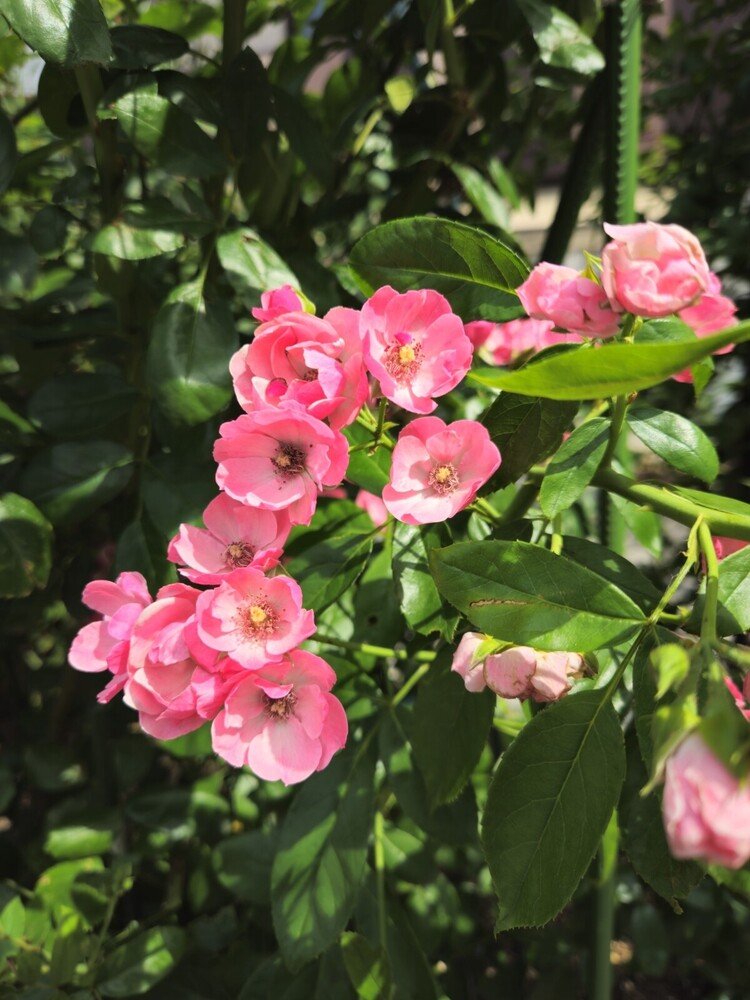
[68,221,744,838]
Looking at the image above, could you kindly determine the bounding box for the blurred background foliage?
[0,0,748,996]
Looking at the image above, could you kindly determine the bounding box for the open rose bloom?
[517,263,619,337]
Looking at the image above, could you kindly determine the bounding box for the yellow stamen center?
[248,605,268,625]
[434,465,453,483]
[398,344,416,365]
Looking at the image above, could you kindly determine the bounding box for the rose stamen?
[238,600,277,639]
[263,691,297,720]
[224,541,255,568]
[383,338,423,384]
[272,443,306,477]
[428,463,459,495]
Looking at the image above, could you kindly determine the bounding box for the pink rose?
[211,649,348,785]
[124,583,229,740]
[601,221,710,318]
[382,416,501,525]
[672,273,738,383]
[168,493,291,585]
[252,285,305,323]
[214,404,349,526]
[361,286,473,414]
[230,307,368,430]
[663,734,750,869]
[484,646,585,703]
[517,263,619,337]
[355,489,388,528]
[450,632,489,693]
[196,566,315,670]
[465,318,579,366]
[68,572,152,704]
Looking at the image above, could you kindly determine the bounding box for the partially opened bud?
[483,647,587,703]
[531,651,586,702]
[451,632,489,693]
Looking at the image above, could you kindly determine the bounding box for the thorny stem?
[390,661,433,707]
[697,521,719,648]
[312,634,437,665]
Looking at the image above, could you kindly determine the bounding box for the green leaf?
[216,228,298,295]
[429,540,645,651]
[224,47,272,158]
[517,0,604,75]
[482,392,577,487]
[0,493,53,598]
[470,320,749,398]
[482,688,626,929]
[411,658,495,806]
[384,74,415,114]
[451,163,509,230]
[110,25,188,69]
[90,199,212,259]
[284,500,375,613]
[0,0,112,66]
[690,544,750,636]
[392,522,458,639]
[271,741,377,971]
[627,405,719,484]
[20,442,133,525]
[0,108,17,194]
[611,494,663,559]
[340,932,391,1000]
[350,216,529,322]
[146,279,238,426]
[113,88,227,177]
[620,734,703,908]
[213,831,276,905]
[96,927,186,997]
[27,374,138,438]
[141,452,216,538]
[126,790,229,844]
[272,85,333,186]
[561,536,660,613]
[539,417,610,518]
[343,424,391,494]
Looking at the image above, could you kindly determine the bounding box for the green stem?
[591,468,750,541]
[222,0,248,67]
[591,813,619,1000]
[550,515,563,555]
[73,65,120,221]
[472,495,503,525]
[441,0,466,89]
[603,0,642,225]
[373,810,388,954]
[374,397,388,445]
[697,521,719,647]
[391,661,432,707]
[601,393,629,470]
[313,634,437,664]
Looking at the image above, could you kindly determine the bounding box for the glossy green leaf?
[430,539,645,651]
[482,689,626,929]
[539,417,610,518]
[690,544,750,636]
[27,373,137,438]
[284,500,376,613]
[90,199,212,259]
[110,25,188,69]
[343,424,391,494]
[611,493,663,558]
[350,216,529,321]
[271,740,377,971]
[0,493,53,598]
[518,0,604,75]
[216,228,298,295]
[96,927,186,997]
[482,392,577,487]
[471,320,749,397]
[411,658,495,806]
[627,405,719,484]
[146,279,238,426]
[113,89,227,177]
[561,536,660,613]
[392,522,458,639]
[213,831,275,905]
[0,0,112,66]
[384,74,415,113]
[20,441,133,525]
[451,163,509,229]
[0,108,17,194]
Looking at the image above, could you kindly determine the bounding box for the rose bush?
[1,1,750,998]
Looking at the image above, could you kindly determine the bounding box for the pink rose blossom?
[125,583,229,739]
[672,273,738,383]
[382,417,501,525]
[465,318,579,365]
[713,536,748,561]
[68,572,152,704]
[662,734,750,868]
[252,285,305,323]
[355,489,388,528]
[230,307,368,430]
[517,263,619,337]
[168,493,291,585]
[601,221,711,318]
[361,286,473,414]
[484,646,585,703]
[214,405,349,526]
[211,649,348,785]
[196,566,315,670]
[451,632,489,693]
